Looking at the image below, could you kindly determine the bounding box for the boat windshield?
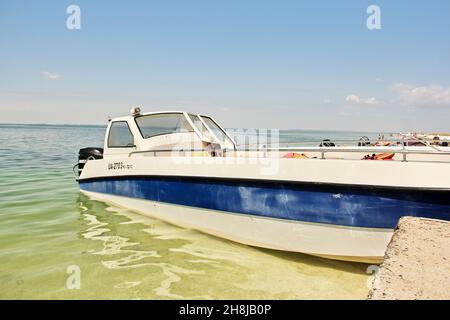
[135,113,193,139]
[200,116,229,144]
[187,114,211,137]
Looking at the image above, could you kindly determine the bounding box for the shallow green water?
[0,124,376,299]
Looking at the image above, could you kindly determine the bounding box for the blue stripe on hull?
[79,177,450,229]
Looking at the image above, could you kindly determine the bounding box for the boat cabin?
[104,107,236,157]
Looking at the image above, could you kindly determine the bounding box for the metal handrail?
[245,146,450,162]
[127,146,450,162]
[253,147,450,154]
[237,139,443,147]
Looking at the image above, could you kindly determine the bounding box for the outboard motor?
[77,147,103,177]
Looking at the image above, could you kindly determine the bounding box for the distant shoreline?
[5,123,447,136]
[0,123,107,128]
[0,122,391,134]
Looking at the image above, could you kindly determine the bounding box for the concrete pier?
[369,217,450,300]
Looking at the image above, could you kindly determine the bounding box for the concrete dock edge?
[368,216,450,300]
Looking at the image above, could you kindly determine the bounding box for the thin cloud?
[392,83,450,108]
[363,97,379,105]
[42,71,61,80]
[345,94,360,103]
[345,94,378,105]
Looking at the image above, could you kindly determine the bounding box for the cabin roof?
[110,110,202,122]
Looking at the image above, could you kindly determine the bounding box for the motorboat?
[76,107,450,263]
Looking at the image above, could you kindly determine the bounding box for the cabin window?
[200,116,229,143]
[135,113,193,139]
[188,114,210,137]
[108,121,134,148]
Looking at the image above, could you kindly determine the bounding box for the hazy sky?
[1,0,450,131]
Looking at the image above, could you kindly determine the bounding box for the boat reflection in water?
[77,194,370,299]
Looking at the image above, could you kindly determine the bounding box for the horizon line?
[0,122,400,134]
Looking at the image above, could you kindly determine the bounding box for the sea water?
[0,124,380,299]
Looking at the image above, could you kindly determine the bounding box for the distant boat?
[391,132,450,146]
[76,107,450,263]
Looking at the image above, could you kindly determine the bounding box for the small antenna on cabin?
[108,116,112,122]
[130,106,142,117]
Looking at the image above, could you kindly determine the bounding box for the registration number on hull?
[108,162,133,170]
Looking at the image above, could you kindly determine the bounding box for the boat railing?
[256,146,450,161]
[236,136,446,148]
[127,142,450,162]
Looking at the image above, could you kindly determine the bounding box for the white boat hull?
[81,189,392,264]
